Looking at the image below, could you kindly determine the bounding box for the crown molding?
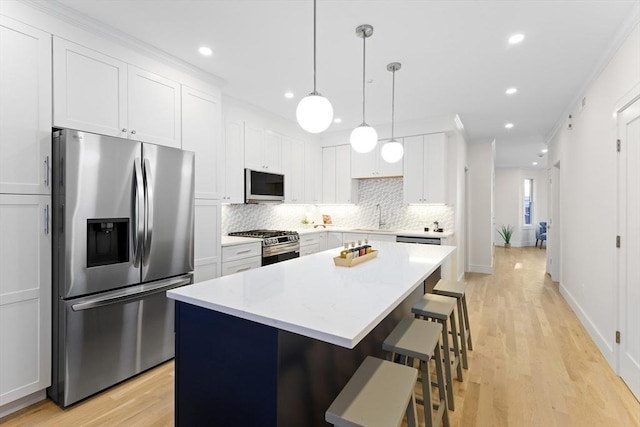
[21,0,226,88]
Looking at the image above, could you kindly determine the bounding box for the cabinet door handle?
[44,156,49,187]
[44,204,49,235]
[131,130,137,135]
[236,249,251,254]
[122,128,128,133]
[236,266,252,272]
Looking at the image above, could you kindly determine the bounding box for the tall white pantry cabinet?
[0,16,52,410]
[0,8,224,413]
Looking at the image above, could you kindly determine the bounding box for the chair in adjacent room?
[536,222,547,248]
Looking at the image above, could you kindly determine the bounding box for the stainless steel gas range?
[228,230,300,265]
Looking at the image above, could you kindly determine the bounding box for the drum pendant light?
[381,62,404,163]
[296,0,333,133]
[350,24,378,153]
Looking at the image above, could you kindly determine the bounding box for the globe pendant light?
[296,0,333,133]
[350,24,378,153]
[381,62,404,163]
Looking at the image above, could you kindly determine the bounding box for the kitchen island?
[167,241,455,426]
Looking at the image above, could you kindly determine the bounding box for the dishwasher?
[396,235,442,291]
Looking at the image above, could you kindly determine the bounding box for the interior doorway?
[617,91,640,399]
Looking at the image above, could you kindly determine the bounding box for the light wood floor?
[2,247,639,426]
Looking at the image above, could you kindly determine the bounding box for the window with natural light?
[523,178,533,225]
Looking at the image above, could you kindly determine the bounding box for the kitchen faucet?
[376,204,385,229]
[433,220,439,231]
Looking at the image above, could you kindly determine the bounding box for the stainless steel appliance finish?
[228,230,300,265]
[396,235,442,245]
[245,169,285,204]
[49,129,195,407]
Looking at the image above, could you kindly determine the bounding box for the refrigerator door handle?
[133,158,144,267]
[71,275,192,311]
[143,158,154,266]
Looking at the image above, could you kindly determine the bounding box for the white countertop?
[221,235,263,246]
[168,242,455,348]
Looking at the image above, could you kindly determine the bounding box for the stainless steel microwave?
[245,169,285,203]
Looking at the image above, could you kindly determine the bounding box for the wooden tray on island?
[333,250,378,267]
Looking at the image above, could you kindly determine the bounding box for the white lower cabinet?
[194,199,221,282]
[0,195,51,407]
[299,233,320,257]
[221,242,262,276]
[327,232,343,250]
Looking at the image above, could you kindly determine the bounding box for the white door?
[424,133,446,204]
[290,139,305,203]
[53,37,128,138]
[0,195,51,405]
[221,121,245,203]
[264,131,282,172]
[244,124,264,171]
[0,17,51,195]
[618,94,640,399]
[377,141,403,177]
[335,145,353,203]
[403,135,424,203]
[182,86,221,199]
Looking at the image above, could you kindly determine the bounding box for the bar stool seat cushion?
[326,356,418,427]
[382,318,442,361]
[433,279,467,298]
[412,293,457,320]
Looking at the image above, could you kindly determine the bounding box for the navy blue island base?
[174,281,430,426]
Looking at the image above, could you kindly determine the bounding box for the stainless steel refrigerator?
[48,129,195,407]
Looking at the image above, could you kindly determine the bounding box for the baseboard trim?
[559,282,615,368]
[0,390,46,419]
[468,264,493,274]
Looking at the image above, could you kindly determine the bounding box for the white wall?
[494,168,548,247]
[467,141,495,273]
[547,23,640,368]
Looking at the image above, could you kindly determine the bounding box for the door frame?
[615,83,640,398]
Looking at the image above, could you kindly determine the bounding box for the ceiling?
[46,0,639,169]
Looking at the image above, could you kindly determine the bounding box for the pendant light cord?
[313,0,317,94]
[391,68,395,139]
[362,34,366,125]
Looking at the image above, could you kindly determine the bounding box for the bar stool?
[433,279,473,369]
[412,294,463,410]
[383,318,449,427]
[326,356,419,427]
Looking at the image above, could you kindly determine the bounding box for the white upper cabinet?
[53,37,127,137]
[128,66,181,148]
[351,142,403,178]
[282,136,305,204]
[403,133,447,204]
[220,120,245,203]
[53,37,181,148]
[182,86,221,199]
[0,17,52,195]
[304,142,322,204]
[244,124,282,173]
[323,145,357,204]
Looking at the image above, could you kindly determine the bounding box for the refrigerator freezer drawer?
[50,275,191,407]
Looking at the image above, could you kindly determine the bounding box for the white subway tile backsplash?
[221,178,454,235]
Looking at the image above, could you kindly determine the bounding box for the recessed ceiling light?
[198,46,213,57]
[508,34,525,44]
[532,161,538,165]
[505,123,514,129]
[509,34,524,44]
[284,91,294,99]
[541,148,548,153]
[505,87,518,95]
[334,118,342,123]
